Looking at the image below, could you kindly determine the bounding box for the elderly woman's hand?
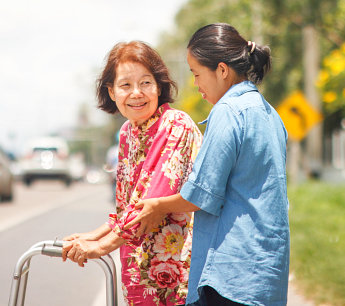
[63,224,112,242]
[63,232,96,242]
[62,240,102,267]
[63,233,82,241]
[62,230,126,267]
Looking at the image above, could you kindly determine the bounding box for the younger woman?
[125,23,290,306]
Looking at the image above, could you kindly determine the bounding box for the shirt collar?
[131,103,170,135]
[224,80,258,98]
[198,81,258,125]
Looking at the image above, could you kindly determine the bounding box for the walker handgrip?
[41,245,63,258]
[53,240,64,247]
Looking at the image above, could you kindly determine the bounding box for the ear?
[108,86,116,102]
[217,62,229,80]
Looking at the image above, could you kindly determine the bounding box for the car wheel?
[24,177,32,186]
[0,188,13,202]
[3,193,13,202]
[65,177,72,187]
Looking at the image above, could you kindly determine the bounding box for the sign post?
[277,91,323,183]
[277,91,323,141]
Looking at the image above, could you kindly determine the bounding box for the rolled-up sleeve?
[180,103,242,216]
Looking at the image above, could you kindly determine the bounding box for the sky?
[0,0,187,155]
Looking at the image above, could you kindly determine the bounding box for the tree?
[159,0,345,179]
[158,0,263,130]
[317,43,345,115]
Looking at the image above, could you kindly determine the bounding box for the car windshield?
[33,148,58,153]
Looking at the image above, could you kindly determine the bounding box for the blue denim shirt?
[181,81,290,306]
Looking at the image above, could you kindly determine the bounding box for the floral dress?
[108,103,202,306]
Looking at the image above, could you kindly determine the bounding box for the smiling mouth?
[198,89,206,99]
[128,102,147,108]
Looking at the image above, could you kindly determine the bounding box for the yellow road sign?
[277,91,323,141]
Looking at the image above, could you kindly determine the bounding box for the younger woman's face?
[187,50,225,105]
[108,61,160,127]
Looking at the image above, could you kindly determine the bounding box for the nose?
[130,84,143,98]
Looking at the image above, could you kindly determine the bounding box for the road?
[0,181,313,306]
[0,181,125,306]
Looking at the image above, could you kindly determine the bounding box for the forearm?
[95,223,112,238]
[98,230,126,256]
[123,193,200,234]
[63,223,112,241]
[157,193,200,214]
[85,223,112,240]
[62,230,126,265]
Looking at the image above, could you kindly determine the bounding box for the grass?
[288,181,345,306]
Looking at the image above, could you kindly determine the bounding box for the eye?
[141,80,152,86]
[120,83,130,88]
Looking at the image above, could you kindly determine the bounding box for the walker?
[8,239,117,306]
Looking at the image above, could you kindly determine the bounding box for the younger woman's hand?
[124,198,166,237]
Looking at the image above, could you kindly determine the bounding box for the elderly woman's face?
[108,61,160,127]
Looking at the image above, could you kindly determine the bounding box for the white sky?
[0,0,187,154]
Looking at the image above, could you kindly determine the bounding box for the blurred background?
[1,0,344,305]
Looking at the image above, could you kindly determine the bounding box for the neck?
[130,120,142,128]
[230,75,247,88]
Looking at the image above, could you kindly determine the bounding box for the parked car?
[20,137,72,186]
[0,146,14,201]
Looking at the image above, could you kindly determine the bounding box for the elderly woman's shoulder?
[162,107,198,128]
[118,120,131,132]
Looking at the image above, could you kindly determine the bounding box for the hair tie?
[248,41,256,54]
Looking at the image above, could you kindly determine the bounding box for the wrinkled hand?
[63,233,81,241]
[62,239,102,267]
[124,198,166,237]
[63,232,96,242]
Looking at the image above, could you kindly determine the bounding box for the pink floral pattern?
[148,258,187,289]
[108,103,202,305]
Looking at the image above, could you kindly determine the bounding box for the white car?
[21,137,72,186]
[0,146,14,201]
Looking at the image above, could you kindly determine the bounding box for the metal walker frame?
[8,240,117,306]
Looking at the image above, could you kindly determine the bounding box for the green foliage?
[174,76,212,134]
[159,0,345,110]
[317,43,345,115]
[288,181,345,305]
[159,0,255,53]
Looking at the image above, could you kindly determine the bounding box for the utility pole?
[303,25,323,177]
[251,0,263,45]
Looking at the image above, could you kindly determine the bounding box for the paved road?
[1,181,313,306]
[0,181,126,306]
[288,275,314,306]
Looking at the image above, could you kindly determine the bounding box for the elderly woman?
[62,41,202,306]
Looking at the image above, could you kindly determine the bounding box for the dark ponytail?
[247,44,271,84]
[187,23,271,84]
